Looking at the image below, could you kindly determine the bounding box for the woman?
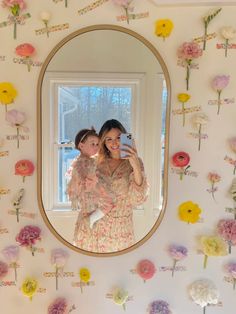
[73,119,148,253]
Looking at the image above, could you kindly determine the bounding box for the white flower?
[192,112,209,127]
[112,288,129,306]
[189,279,219,308]
[40,11,51,22]
[221,26,236,40]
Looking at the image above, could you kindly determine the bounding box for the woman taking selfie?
[73,119,149,253]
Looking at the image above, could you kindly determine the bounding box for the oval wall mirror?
[37,24,171,256]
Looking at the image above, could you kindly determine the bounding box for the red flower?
[15,159,35,182]
[136,259,156,282]
[15,43,35,57]
[172,151,190,167]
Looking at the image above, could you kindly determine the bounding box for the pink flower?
[15,43,35,72]
[207,172,221,202]
[136,259,156,282]
[225,262,236,289]
[0,261,8,279]
[48,297,68,314]
[51,248,69,290]
[2,245,19,281]
[177,41,202,90]
[211,75,230,114]
[2,0,26,10]
[112,0,133,24]
[168,244,188,277]
[16,225,41,256]
[171,151,190,180]
[217,219,236,254]
[15,159,35,182]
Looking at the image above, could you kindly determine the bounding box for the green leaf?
[205,8,222,26]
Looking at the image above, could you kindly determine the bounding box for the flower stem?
[65,0,68,7]
[13,21,17,40]
[198,124,202,151]
[225,39,229,57]
[203,305,206,314]
[182,103,185,126]
[16,126,19,149]
[203,23,207,50]
[80,281,83,293]
[56,267,58,290]
[44,21,49,38]
[228,241,232,254]
[211,183,216,202]
[14,264,17,282]
[16,207,19,223]
[125,7,129,24]
[203,254,208,269]
[26,57,31,72]
[217,90,222,115]
[186,64,190,90]
[171,259,177,277]
[122,303,126,311]
[233,278,236,290]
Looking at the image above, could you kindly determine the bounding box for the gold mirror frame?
[37,24,171,257]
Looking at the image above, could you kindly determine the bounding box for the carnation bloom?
[0,261,8,279]
[217,219,236,254]
[21,277,38,300]
[48,298,68,314]
[189,279,219,310]
[136,259,156,282]
[178,201,201,224]
[168,244,188,277]
[148,300,171,314]
[155,19,174,40]
[225,262,236,289]
[0,82,17,111]
[200,235,227,268]
[211,75,230,115]
[16,225,41,256]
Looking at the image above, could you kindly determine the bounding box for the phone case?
[120,133,133,158]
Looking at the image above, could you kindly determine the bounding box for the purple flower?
[2,245,19,263]
[0,261,8,280]
[48,298,68,314]
[211,75,230,114]
[149,300,171,314]
[168,244,188,261]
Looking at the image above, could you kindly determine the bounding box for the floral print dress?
[72,158,148,253]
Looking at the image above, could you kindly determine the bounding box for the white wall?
[1,1,236,313]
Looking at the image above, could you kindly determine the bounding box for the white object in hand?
[89,209,104,228]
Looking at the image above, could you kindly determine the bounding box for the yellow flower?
[178,201,201,224]
[0,82,17,110]
[177,93,190,103]
[201,236,227,257]
[155,19,174,39]
[79,267,90,283]
[21,277,38,300]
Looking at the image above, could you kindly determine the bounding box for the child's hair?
[74,127,98,150]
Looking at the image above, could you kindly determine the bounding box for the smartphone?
[120,133,133,158]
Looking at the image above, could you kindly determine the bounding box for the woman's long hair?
[98,119,127,162]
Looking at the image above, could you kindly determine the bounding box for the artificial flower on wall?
[2,245,19,282]
[51,248,69,290]
[155,19,173,41]
[15,159,35,182]
[200,235,227,268]
[11,188,24,222]
[0,138,9,157]
[135,259,156,283]
[217,219,236,254]
[48,297,76,314]
[39,11,51,37]
[1,0,31,39]
[5,109,29,148]
[191,112,209,151]
[21,277,38,300]
[168,244,188,277]
[177,93,190,127]
[79,267,91,293]
[178,201,202,224]
[201,8,222,50]
[171,151,190,180]
[112,0,134,24]
[219,26,236,57]
[35,11,69,37]
[106,287,132,311]
[0,82,17,112]
[15,43,36,72]
[0,260,9,280]
[189,279,219,314]
[211,75,230,115]
[147,300,171,314]
[224,262,236,290]
[16,225,41,256]
[206,172,221,202]
[228,178,236,219]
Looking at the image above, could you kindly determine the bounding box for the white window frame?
[42,71,146,211]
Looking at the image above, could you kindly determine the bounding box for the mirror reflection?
[39,25,170,255]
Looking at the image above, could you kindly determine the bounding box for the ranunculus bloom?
[79,267,91,283]
[172,152,190,168]
[177,41,203,60]
[48,298,68,314]
[136,259,156,281]
[217,219,236,253]
[40,11,51,22]
[192,112,209,126]
[0,82,17,110]
[15,159,35,181]
[155,19,174,39]
[0,261,8,279]
[168,244,188,261]
[51,248,69,269]
[201,235,227,268]
[5,109,26,126]
[15,43,35,57]
[212,75,230,92]
[178,201,201,224]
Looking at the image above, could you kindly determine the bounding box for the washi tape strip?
[188,132,208,139]
[170,167,198,178]
[194,32,216,44]
[208,98,234,105]
[116,11,149,22]
[0,188,10,195]
[0,281,16,287]
[158,266,187,272]
[71,281,95,287]
[224,155,236,166]
[0,13,31,27]
[0,56,6,61]
[225,207,236,214]
[12,58,42,67]
[106,293,133,301]
[78,0,109,15]
[216,43,236,49]
[43,271,75,277]
[35,23,69,35]
[177,59,199,69]
[6,135,29,140]
[8,210,36,219]
[0,151,9,157]
[172,106,201,115]
[0,228,9,234]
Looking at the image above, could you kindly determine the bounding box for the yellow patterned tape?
[188,132,208,139]
[43,271,75,277]
[0,228,9,234]
[193,32,216,43]
[0,13,31,27]
[71,281,95,287]
[117,11,149,22]
[172,106,201,115]
[35,23,69,35]
[78,0,109,15]
[177,59,199,69]
[8,210,36,219]
[208,98,234,105]
[0,151,8,157]
[0,188,10,195]
[12,58,42,67]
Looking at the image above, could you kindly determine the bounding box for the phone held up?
[120,133,133,158]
